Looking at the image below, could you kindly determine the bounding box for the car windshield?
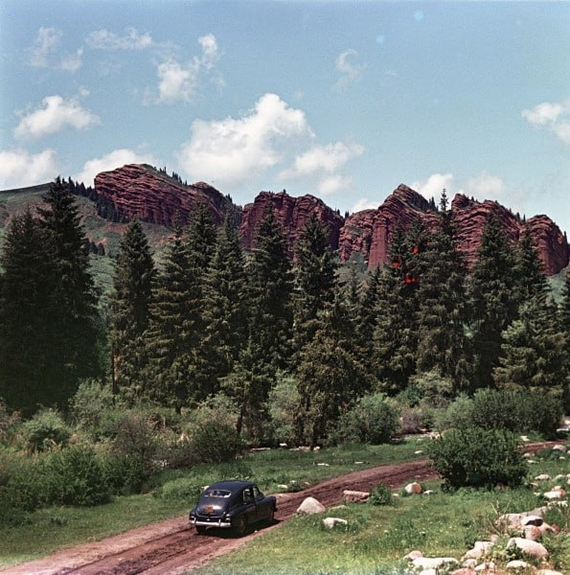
[203,489,231,498]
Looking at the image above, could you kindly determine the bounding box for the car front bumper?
[191,517,232,528]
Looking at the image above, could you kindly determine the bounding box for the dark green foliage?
[0,211,59,414]
[69,379,115,438]
[188,419,243,464]
[415,193,469,391]
[369,482,394,506]
[436,395,474,431]
[21,409,71,453]
[427,428,526,490]
[43,445,111,506]
[514,231,548,303]
[467,214,519,391]
[470,388,563,438]
[559,269,570,411]
[109,220,155,396]
[333,393,400,445]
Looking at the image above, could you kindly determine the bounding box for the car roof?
[206,480,254,492]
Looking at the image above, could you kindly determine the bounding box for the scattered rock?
[543,488,566,501]
[403,550,423,561]
[474,561,496,572]
[521,515,543,527]
[462,541,493,560]
[535,474,551,481]
[342,489,369,503]
[537,570,565,575]
[322,517,347,529]
[404,482,423,495]
[506,537,549,560]
[412,557,458,570]
[506,559,530,570]
[523,525,542,541]
[552,444,568,453]
[296,497,326,515]
[452,568,477,575]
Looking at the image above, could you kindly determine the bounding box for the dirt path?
[2,441,556,575]
[0,459,436,575]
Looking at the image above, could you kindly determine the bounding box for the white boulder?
[322,517,347,529]
[506,537,549,560]
[296,496,326,515]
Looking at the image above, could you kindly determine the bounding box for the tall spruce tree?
[494,295,565,398]
[201,216,248,384]
[109,220,155,398]
[560,269,570,411]
[38,177,101,403]
[293,214,339,350]
[247,204,293,371]
[415,191,469,390]
[372,222,423,393]
[144,226,196,411]
[0,211,57,414]
[514,231,548,303]
[467,213,519,391]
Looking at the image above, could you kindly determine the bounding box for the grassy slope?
[0,441,423,568]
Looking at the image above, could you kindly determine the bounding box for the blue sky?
[1,0,570,234]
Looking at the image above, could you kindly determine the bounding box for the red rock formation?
[94,164,237,227]
[524,215,569,276]
[239,190,344,255]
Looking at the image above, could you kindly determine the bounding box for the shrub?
[408,371,454,408]
[44,444,111,506]
[267,375,300,446]
[0,400,20,446]
[399,403,436,435]
[188,419,243,464]
[69,379,115,438]
[154,478,204,501]
[427,427,527,490]
[471,389,563,438]
[369,482,394,506]
[436,395,474,431]
[20,409,71,453]
[333,393,400,445]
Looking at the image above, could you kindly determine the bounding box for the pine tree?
[293,214,339,350]
[494,295,565,398]
[0,211,57,414]
[467,213,519,391]
[514,231,548,303]
[201,216,248,383]
[559,269,570,411]
[247,204,293,372]
[144,226,196,411]
[415,192,469,390]
[109,220,155,398]
[38,177,101,403]
[355,264,383,357]
[372,222,423,393]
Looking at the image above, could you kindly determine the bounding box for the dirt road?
[0,458,436,575]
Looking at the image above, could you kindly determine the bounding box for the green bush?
[268,375,301,446]
[44,445,111,506]
[369,482,394,506]
[188,419,243,464]
[20,409,71,453]
[471,389,563,438]
[427,427,527,490]
[154,477,204,501]
[333,393,400,445]
[69,379,116,438]
[436,395,474,431]
[0,400,20,446]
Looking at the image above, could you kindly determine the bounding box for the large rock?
[506,537,549,560]
[296,496,326,515]
[343,489,370,503]
[322,517,348,529]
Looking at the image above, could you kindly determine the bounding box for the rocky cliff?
[89,164,568,275]
[94,164,238,227]
[239,190,344,256]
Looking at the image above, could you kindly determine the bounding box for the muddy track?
[1,442,556,575]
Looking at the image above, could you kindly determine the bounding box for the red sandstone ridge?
[94,164,238,227]
[239,190,344,255]
[524,215,569,276]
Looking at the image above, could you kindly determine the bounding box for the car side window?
[252,485,262,499]
[243,488,253,503]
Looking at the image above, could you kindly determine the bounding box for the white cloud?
[155,34,223,103]
[351,198,379,212]
[465,171,505,199]
[14,94,100,140]
[335,49,365,90]
[178,93,311,188]
[280,141,364,196]
[27,27,83,72]
[411,172,455,200]
[0,149,59,189]
[522,99,570,146]
[73,149,158,187]
[85,27,154,50]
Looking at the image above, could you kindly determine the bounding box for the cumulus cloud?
[27,27,83,72]
[73,149,158,187]
[155,34,223,103]
[522,100,570,145]
[178,93,311,188]
[351,198,379,212]
[0,149,59,189]
[14,94,100,140]
[280,141,364,196]
[465,171,505,199]
[411,172,455,201]
[335,49,365,90]
[85,27,154,50]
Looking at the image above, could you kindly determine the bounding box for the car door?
[241,486,258,524]
[252,485,270,520]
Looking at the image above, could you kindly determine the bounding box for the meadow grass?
[0,440,422,568]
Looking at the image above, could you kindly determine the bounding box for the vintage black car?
[189,480,277,536]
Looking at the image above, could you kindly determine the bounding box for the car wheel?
[233,515,247,537]
[196,525,207,535]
